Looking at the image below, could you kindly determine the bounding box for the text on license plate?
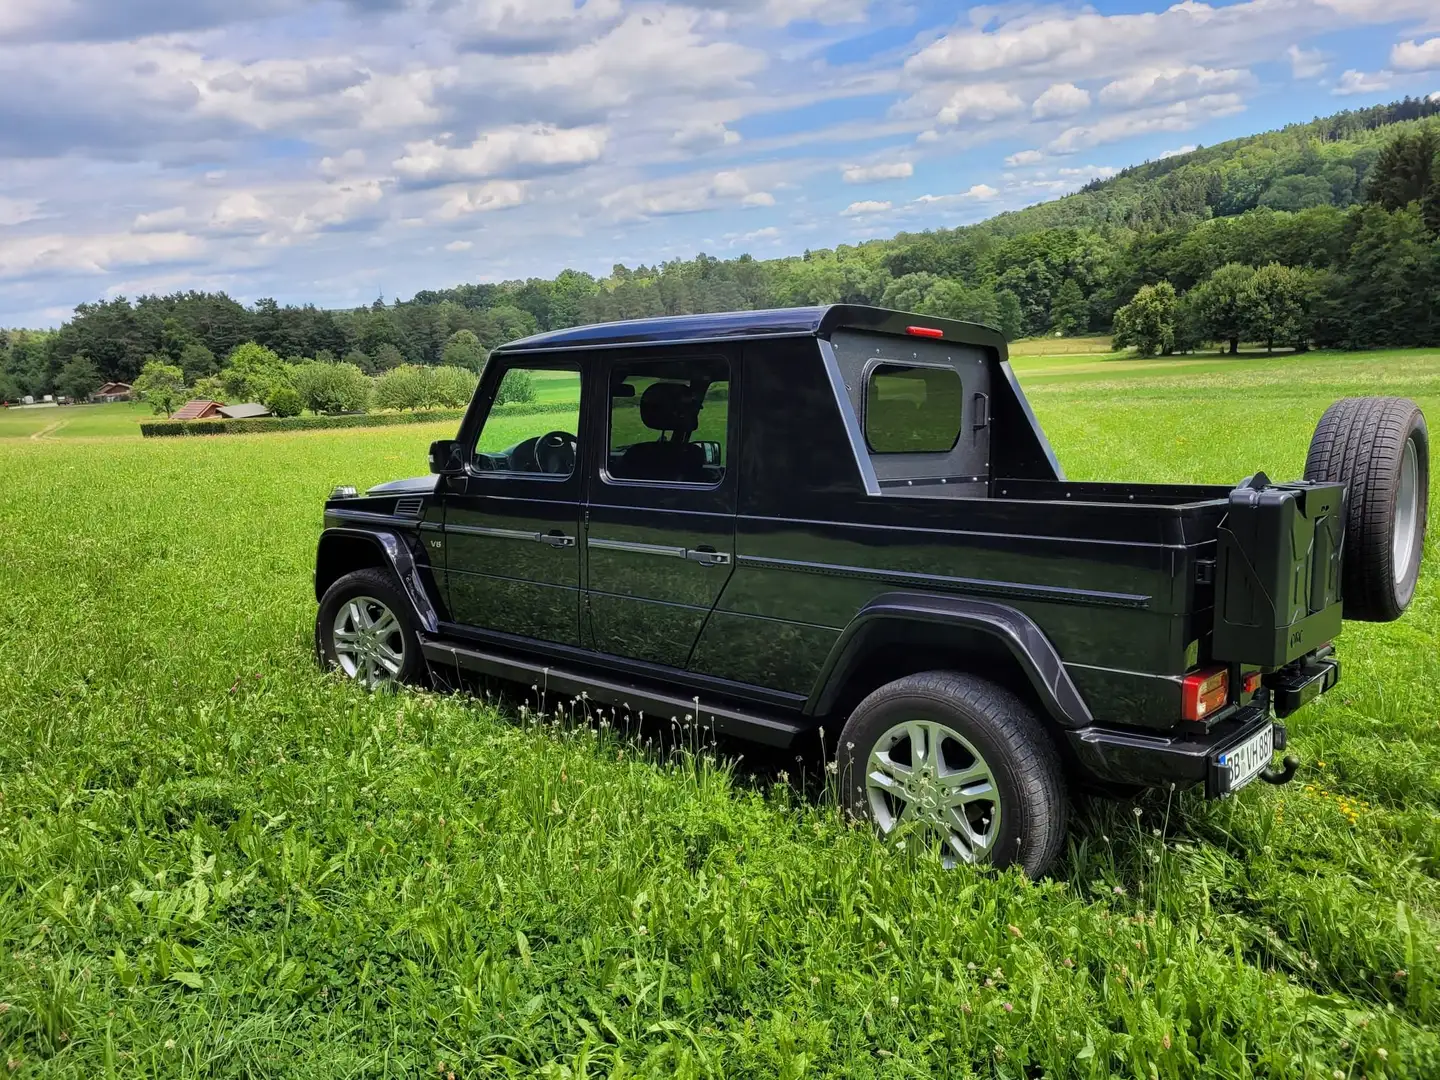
[1217,726,1275,794]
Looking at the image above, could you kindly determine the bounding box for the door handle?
[539,532,576,548]
[685,547,731,567]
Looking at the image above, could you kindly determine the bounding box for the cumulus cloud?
[436,181,529,218]
[1334,68,1393,94]
[1158,145,1197,159]
[393,125,608,185]
[1392,38,1440,71]
[1098,66,1251,107]
[935,84,1026,125]
[1004,149,1044,167]
[1050,94,1245,153]
[914,184,998,204]
[1032,83,1089,119]
[671,120,742,151]
[601,168,776,219]
[0,231,204,280]
[1287,44,1327,78]
[842,162,913,183]
[841,200,892,216]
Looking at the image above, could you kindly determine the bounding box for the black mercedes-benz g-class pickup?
[315,306,1429,876]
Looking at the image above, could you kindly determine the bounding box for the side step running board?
[420,639,810,748]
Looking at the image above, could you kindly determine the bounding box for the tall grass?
[1,352,1438,1077]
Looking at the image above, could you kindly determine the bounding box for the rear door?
[439,357,585,645]
[582,347,739,669]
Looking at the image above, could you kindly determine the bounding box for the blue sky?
[2,0,1438,326]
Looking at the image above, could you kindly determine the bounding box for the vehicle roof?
[494,304,1008,355]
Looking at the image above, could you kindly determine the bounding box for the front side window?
[473,364,582,477]
[864,362,963,454]
[607,357,729,485]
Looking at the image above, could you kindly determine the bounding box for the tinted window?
[607,357,729,485]
[864,363,963,454]
[473,365,581,477]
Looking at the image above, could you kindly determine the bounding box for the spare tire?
[1304,397,1428,622]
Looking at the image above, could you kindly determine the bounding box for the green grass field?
[0,402,151,441]
[2,350,1438,1077]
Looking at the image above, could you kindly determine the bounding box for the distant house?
[171,400,223,421]
[93,382,133,403]
[217,403,272,420]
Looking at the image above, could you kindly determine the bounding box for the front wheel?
[836,672,1068,877]
[316,568,424,688]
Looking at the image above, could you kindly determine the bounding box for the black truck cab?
[315,306,1429,876]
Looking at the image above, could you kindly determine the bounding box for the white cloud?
[0,231,203,280]
[841,200,892,216]
[671,120,742,151]
[914,184,998,204]
[1098,66,1250,108]
[1287,44,1327,78]
[1159,145,1197,159]
[444,240,473,252]
[1392,38,1440,71]
[936,84,1026,125]
[1335,68,1393,94]
[842,162,914,183]
[393,125,607,185]
[0,196,42,227]
[1004,149,1044,166]
[436,181,529,218]
[601,169,776,219]
[1050,94,1245,153]
[1032,83,1090,119]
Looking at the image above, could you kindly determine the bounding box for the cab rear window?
[864,363,963,454]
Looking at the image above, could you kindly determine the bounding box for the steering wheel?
[535,430,577,475]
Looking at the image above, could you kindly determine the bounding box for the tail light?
[1241,671,1262,695]
[1182,667,1229,721]
[905,325,944,338]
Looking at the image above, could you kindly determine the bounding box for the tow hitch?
[1259,755,1300,786]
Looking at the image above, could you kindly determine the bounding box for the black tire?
[1304,397,1429,622]
[316,567,425,687]
[836,671,1068,877]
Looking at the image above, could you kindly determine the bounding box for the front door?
[440,359,585,645]
[583,348,739,669]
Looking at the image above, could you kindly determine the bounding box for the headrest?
[639,381,701,433]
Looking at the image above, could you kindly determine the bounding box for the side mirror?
[697,440,722,467]
[429,439,466,476]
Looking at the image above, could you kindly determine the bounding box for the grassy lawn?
[0,402,151,440]
[2,350,1439,1077]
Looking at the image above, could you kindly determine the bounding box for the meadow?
[1,349,1438,1078]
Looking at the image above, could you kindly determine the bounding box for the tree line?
[4,99,1439,403]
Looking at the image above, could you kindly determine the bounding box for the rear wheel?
[836,672,1068,877]
[316,568,423,688]
[1304,397,1429,622]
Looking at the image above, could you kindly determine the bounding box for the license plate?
[1216,725,1275,794]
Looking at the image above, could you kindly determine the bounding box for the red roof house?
[171,400,223,421]
[93,382,133,403]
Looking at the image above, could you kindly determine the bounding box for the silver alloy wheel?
[866,719,1002,867]
[331,595,405,688]
[1393,435,1421,580]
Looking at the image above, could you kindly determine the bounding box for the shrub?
[431,365,480,408]
[265,385,304,418]
[291,361,372,414]
[496,368,535,406]
[372,365,434,411]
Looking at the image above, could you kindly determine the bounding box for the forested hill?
[5,97,1440,400]
[969,95,1440,238]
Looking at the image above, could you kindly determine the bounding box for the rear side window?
[864,363,963,454]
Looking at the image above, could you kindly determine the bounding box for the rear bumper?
[1065,705,1289,798]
